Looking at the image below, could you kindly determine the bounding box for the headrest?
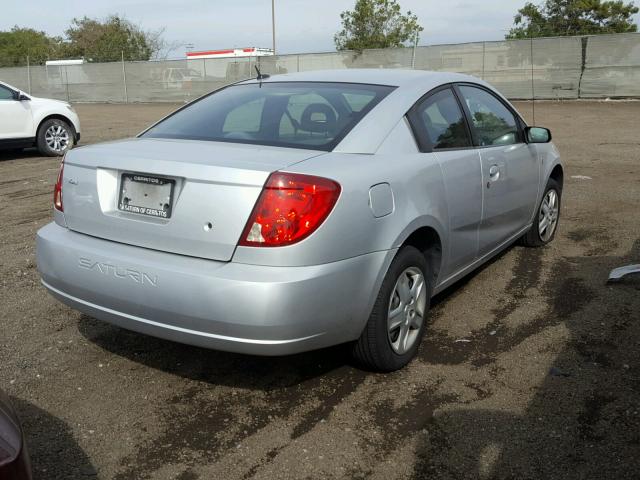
[300,103,337,134]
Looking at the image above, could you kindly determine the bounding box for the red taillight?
[53,160,64,212]
[239,172,341,247]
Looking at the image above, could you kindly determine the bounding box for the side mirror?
[525,126,551,143]
[12,91,30,101]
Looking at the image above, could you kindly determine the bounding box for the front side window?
[143,82,394,151]
[413,88,471,150]
[0,85,15,101]
[458,86,520,147]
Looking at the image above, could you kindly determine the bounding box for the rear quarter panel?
[232,125,449,269]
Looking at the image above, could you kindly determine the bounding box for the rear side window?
[143,82,394,151]
[412,88,471,150]
[458,86,520,147]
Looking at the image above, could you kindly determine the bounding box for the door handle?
[488,165,500,180]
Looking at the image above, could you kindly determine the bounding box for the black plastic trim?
[0,137,35,149]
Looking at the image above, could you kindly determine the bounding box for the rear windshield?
[142,82,395,151]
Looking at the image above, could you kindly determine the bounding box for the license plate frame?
[118,173,176,219]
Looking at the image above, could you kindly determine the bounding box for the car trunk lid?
[61,138,324,261]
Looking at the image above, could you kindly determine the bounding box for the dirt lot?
[0,101,639,480]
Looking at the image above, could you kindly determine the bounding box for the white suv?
[0,80,81,156]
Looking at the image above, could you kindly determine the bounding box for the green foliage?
[470,112,513,145]
[64,15,162,62]
[0,15,164,66]
[435,119,469,149]
[335,0,423,51]
[0,27,62,67]
[507,0,639,38]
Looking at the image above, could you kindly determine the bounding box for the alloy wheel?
[387,267,427,355]
[538,189,559,242]
[45,125,70,153]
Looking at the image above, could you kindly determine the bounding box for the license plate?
[118,174,175,219]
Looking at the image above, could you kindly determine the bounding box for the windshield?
[142,82,395,151]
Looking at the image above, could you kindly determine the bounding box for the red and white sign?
[186,47,274,59]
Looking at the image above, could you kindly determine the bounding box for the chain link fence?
[1,33,639,103]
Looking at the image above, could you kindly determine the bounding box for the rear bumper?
[36,223,393,355]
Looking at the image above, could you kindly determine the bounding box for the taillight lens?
[239,172,341,247]
[53,159,64,212]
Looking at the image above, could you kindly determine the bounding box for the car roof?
[241,68,478,89]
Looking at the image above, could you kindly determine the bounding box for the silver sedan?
[36,69,563,372]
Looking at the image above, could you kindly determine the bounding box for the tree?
[506,0,639,39]
[334,0,423,51]
[0,27,62,67]
[63,15,163,62]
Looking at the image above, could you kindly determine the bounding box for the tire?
[352,246,431,372]
[522,177,562,247]
[36,118,74,157]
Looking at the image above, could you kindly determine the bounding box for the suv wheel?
[352,246,430,372]
[37,118,74,157]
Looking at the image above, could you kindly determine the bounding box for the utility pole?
[530,23,540,125]
[271,0,276,55]
[481,42,486,80]
[411,29,419,69]
[26,56,32,95]
[530,33,535,124]
[121,51,129,104]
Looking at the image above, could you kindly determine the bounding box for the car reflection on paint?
[0,389,32,480]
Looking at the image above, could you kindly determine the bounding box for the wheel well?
[402,227,442,285]
[550,164,564,190]
[36,115,75,137]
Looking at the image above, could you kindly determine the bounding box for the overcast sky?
[3,0,638,57]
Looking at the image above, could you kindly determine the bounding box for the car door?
[408,86,483,278]
[455,84,540,256]
[0,84,34,140]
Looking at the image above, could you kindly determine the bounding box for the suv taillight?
[53,159,64,212]
[239,172,341,247]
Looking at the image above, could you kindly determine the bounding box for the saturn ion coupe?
[36,70,563,372]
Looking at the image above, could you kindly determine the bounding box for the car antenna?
[255,65,270,85]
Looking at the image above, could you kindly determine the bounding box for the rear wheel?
[37,118,74,157]
[522,177,561,247]
[352,246,430,372]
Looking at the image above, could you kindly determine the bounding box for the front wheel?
[36,118,74,157]
[352,246,430,372]
[522,177,562,247]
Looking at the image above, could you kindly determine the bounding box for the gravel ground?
[0,101,638,480]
